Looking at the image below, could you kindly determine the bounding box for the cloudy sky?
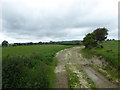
[0,0,119,43]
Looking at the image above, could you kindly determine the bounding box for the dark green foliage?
[12,40,82,46]
[96,44,103,48]
[2,40,9,47]
[83,33,97,49]
[2,54,50,88]
[83,28,108,49]
[93,28,108,42]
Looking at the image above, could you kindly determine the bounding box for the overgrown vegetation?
[82,33,97,49]
[66,65,80,88]
[81,40,119,70]
[2,45,72,88]
[2,40,9,47]
[82,27,119,83]
[98,66,120,85]
[83,27,108,49]
[80,48,93,59]
[81,40,120,84]
[3,55,50,88]
[93,28,108,42]
[92,40,119,70]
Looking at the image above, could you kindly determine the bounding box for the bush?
[2,54,50,88]
[2,40,9,47]
[83,33,98,49]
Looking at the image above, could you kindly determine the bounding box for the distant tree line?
[106,39,115,41]
[1,27,116,47]
[1,40,82,47]
[49,40,82,45]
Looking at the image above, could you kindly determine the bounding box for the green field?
[2,45,72,88]
[81,40,119,70]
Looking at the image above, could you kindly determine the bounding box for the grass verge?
[66,65,80,88]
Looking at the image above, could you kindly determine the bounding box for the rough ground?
[54,46,118,88]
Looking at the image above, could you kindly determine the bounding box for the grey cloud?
[1,0,118,42]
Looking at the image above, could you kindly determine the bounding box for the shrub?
[83,33,98,49]
[2,54,50,88]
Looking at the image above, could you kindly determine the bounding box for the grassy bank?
[81,40,119,70]
[2,45,72,88]
[92,40,119,70]
[81,40,120,84]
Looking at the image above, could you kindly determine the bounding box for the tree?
[93,28,108,42]
[83,33,97,49]
[38,41,42,44]
[2,40,9,47]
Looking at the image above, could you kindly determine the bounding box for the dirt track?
[54,46,118,88]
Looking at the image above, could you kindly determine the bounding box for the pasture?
[2,45,72,88]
